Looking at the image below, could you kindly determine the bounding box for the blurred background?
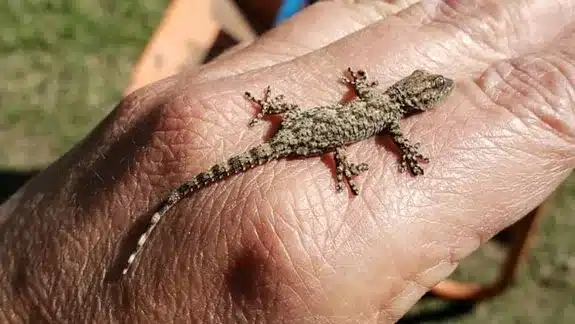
[0,1,573,322]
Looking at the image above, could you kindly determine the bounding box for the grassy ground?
[1,1,573,322]
[0,0,164,167]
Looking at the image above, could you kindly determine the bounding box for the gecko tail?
[121,143,277,276]
[181,142,278,192]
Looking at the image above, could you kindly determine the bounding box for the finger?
[373,32,575,320]
[437,31,575,234]
[192,0,573,84]
[192,0,417,81]
[316,0,574,78]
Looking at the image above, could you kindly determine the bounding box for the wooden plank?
[126,0,255,95]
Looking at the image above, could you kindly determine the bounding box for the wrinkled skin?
[1,0,575,323]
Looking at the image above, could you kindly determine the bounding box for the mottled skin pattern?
[121,68,454,275]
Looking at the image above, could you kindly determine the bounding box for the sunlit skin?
[1,1,574,323]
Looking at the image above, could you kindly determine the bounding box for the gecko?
[121,68,454,275]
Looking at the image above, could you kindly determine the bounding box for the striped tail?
[122,143,277,275]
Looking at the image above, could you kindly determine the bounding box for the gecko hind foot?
[334,148,369,195]
[245,86,298,127]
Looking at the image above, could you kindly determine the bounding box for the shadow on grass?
[398,293,477,323]
[0,170,39,203]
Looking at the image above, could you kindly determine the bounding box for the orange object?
[125,0,257,95]
[431,203,545,301]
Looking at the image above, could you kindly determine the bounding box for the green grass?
[1,1,573,322]
[0,0,164,167]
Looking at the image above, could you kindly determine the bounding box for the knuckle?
[480,56,575,145]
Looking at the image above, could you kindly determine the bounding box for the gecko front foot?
[245,86,299,127]
[341,68,379,93]
[398,142,429,176]
[334,147,369,195]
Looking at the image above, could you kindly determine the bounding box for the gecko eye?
[436,77,445,86]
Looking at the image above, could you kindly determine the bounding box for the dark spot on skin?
[226,248,271,307]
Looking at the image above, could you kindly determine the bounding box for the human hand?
[2,0,574,322]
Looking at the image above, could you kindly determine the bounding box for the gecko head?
[399,70,454,115]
